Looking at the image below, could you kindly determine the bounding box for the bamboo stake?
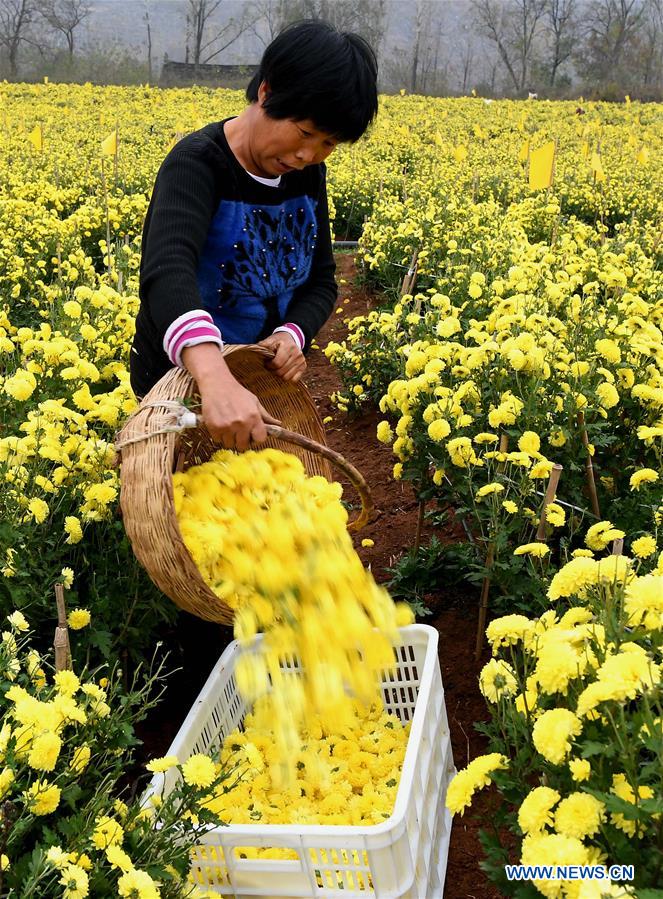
[474,433,510,660]
[536,463,564,541]
[474,541,495,661]
[116,234,130,294]
[113,120,119,188]
[100,158,113,278]
[577,411,601,519]
[611,537,624,556]
[54,584,72,672]
[497,433,509,470]
[400,247,419,298]
[414,498,425,552]
[55,240,63,293]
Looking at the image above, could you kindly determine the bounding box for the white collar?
[245,169,282,187]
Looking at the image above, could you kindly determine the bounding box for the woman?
[131,20,378,450]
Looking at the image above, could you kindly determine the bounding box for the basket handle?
[184,413,373,532]
[266,423,373,532]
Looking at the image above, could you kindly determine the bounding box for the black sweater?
[131,119,337,397]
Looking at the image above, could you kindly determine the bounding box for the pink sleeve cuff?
[163,310,223,367]
[273,323,305,351]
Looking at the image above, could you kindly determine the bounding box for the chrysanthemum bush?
[326,195,663,611]
[0,271,180,666]
[325,102,662,613]
[445,532,663,896]
[0,611,239,898]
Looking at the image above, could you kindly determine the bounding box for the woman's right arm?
[182,343,279,450]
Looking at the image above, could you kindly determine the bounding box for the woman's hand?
[182,343,280,450]
[259,332,307,382]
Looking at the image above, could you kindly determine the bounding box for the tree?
[627,0,663,89]
[38,0,89,59]
[459,37,476,94]
[249,0,386,56]
[0,0,40,75]
[409,0,446,94]
[579,0,646,84]
[301,0,386,54]
[144,0,152,83]
[543,0,577,86]
[185,0,256,67]
[246,0,290,46]
[383,1,447,95]
[471,0,547,93]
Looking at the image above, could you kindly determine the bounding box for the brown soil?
[136,253,504,899]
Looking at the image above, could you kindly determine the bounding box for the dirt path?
[138,253,504,899]
[307,253,503,899]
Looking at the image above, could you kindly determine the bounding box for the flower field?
[0,80,662,896]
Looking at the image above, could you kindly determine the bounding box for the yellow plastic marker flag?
[518,140,529,163]
[528,141,555,190]
[100,129,118,156]
[636,146,649,165]
[453,145,468,163]
[28,124,43,152]
[581,141,590,159]
[590,152,605,182]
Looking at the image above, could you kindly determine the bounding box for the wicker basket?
[116,345,372,623]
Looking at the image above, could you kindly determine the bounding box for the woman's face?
[248,83,340,178]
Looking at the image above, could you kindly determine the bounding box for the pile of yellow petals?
[174,448,413,777]
[200,699,409,845]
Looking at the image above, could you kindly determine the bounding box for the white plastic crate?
[147,624,455,898]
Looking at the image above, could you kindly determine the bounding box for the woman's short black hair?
[246,20,378,143]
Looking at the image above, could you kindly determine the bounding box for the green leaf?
[585,790,650,820]
[580,740,616,758]
[61,782,84,810]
